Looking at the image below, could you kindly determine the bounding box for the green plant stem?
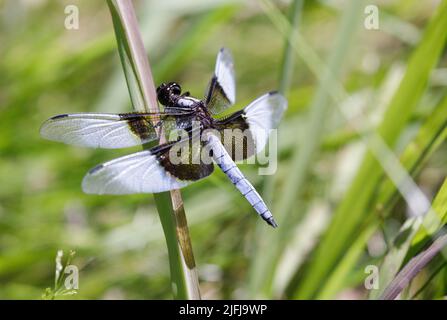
[278,0,303,95]
[262,0,302,207]
[250,0,363,297]
[295,1,447,299]
[107,0,200,299]
[410,260,447,299]
[380,234,447,300]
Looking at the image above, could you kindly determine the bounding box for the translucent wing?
[215,91,287,160]
[204,48,236,115]
[40,112,194,149]
[82,138,214,195]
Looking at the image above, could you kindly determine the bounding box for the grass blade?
[380,233,447,300]
[250,0,364,297]
[262,0,303,207]
[278,0,303,95]
[318,93,447,299]
[411,179,447,253]
[369,217,422,299]
[316,224,377,299]
[315,92,447,298]
[107,0,200,299]
[295,1,447,299]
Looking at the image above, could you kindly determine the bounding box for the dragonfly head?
[157,82,182,106]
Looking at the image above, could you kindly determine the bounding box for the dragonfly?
[40,48,287,227]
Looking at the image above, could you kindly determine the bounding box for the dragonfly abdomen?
[206,133,277,228]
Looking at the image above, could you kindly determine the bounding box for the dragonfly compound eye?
[170,82,182,95]
[157,83,170,106]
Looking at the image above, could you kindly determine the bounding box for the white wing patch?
[215,48,236,104]
[82,150,189,194]
[40,114,143,149]
[244,92,287,154]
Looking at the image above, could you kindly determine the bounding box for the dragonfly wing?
[40,112,191,149]
[82,138,214,195]
[204,48,236,115]
[215,91,287,160]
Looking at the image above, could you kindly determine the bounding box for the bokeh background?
[1,0,446,299]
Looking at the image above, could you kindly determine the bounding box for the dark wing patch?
[40,112,194,149]
[204,48,236,115]
[215,91,288,160]
[205,76,233,115]
[120,112,197,143]
[50,114,69,120]
[119,112,165,142]
[215,110,256,162]
[152,139,214,181]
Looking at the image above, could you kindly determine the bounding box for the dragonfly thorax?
[176,96,201,108]
[157,82,214,128]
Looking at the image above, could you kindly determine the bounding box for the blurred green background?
[1,0,447,299]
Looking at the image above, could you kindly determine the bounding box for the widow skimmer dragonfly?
[40,48,287,227]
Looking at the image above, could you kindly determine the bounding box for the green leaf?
[107,0,199,299]
[250,0,365,298]
[314,92,447,298]
[380,233,447,300]
[294,0,447,299]
[411,179,447,251]
[369,218,422,299]
[317,224,377,299]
